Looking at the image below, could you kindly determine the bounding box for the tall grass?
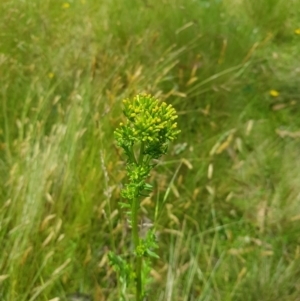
[1,0,300,300]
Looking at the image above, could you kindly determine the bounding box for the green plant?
[108,94,180,301]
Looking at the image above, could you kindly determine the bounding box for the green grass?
[1,0,300,300]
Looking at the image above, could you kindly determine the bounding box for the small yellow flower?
[270,90,279,97]
[48,72,54,79]
[294,28,300,35]
[62,3,70,9]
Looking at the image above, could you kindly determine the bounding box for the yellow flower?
[270,90,279,97]
[62,3,70,9]
[48,72,54,79]
[294,28,300,35]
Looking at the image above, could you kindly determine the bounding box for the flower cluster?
[114,94,180,159]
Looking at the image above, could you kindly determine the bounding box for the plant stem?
[136,256,142,301]
[138,142,144,165]
[132,194,142,301]
[131,142,145,301]
[130,145,138,164]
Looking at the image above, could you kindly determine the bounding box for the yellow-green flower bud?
[115,94,180,159]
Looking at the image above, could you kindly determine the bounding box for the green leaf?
[146,249,160,259]
[119,202,130,208]
[144,183,153,191]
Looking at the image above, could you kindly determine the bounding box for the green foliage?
[136,230,159,259]
[108,252,135,300]
[1,0,300,300]
[109,95,179,300]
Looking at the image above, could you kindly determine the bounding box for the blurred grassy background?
[1,0,300,300]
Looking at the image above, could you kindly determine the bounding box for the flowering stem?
[130,145,138,164]
[131,142,145,301]
[131,191,142,301]
[136,257,142,301]
[132,203,142,299]
[112,94,180,301]
[138,142,145,165]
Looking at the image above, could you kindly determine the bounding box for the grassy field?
[1,0,300,300]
